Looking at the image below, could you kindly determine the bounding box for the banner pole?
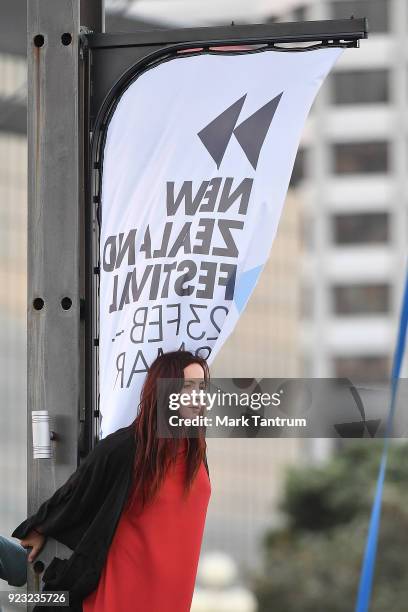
[355,265,408,612]
[26,0,103,603]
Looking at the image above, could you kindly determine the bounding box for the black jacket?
[11,424,209,611]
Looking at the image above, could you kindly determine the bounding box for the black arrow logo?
[198,92,283,170]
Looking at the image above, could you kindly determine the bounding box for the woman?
[12,350,211,612]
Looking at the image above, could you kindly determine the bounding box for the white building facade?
[282,0,407,383]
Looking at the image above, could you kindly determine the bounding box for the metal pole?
[80,0,105,33]
[27,0,103,603]
[78,0,104,457]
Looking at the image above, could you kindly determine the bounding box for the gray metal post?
[81,0,105,32]
[27,0,103,603]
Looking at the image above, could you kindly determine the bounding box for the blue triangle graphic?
[234,265,264,313]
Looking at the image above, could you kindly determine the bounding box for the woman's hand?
[19,529,46,563]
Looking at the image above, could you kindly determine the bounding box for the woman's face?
[178,362,207,419]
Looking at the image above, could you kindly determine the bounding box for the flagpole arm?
[86,17,368,50]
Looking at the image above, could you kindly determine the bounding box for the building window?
[301,283,313,318]
[331,1,389,34]
[293,6,307,21]
[300,213,313,250]
[333,212,389,245]
[290,148,306,187]
[334,355,389,382]
[332,284,390,315]
[333,142,389,174]
[332,69,389,105]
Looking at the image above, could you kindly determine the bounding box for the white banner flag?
[99,47,343,437]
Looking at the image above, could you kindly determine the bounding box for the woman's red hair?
[124,350,210,514]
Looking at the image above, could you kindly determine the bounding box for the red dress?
[82,443,211,612]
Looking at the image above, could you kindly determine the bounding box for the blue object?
[355,266,408,612]
[234,265,263,313]
[0,535,27,587]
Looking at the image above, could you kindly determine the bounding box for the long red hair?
[124,350,210,515]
